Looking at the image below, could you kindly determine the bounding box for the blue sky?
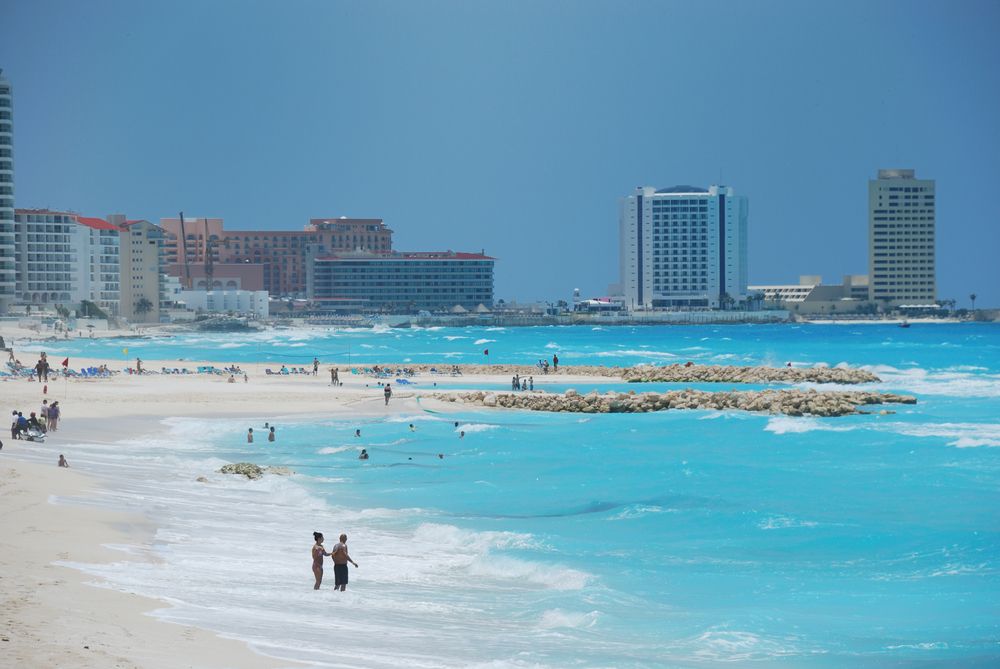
[2,0,998,306]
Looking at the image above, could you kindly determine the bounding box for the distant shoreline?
[1,316,985,347]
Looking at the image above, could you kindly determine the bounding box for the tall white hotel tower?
[620,185,748,310]
[0,69,14,314]
[868,169,936,305]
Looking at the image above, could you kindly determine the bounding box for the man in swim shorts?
[330,533,358,591]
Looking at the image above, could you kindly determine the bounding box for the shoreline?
[0,440,301,668]
[0,365,468,668]
[0,316,985,349]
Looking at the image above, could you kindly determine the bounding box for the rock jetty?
[620,364,880,385]
[389,363,879,385]
[432,388,915,417]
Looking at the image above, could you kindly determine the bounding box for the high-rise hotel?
[620,185,748,310]
[868,169,936,305]
[0,69,15,313]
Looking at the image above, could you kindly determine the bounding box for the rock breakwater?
[620,364,880,385]
[392,363,879,384]
[432,388,914,417]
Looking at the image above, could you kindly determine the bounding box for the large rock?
[219,462,264,480]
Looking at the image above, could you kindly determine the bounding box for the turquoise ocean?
[16,323,1000,667]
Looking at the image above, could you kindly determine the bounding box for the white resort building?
[620,185,748,310]
[868,169,936,306]
[13,209,86,306]
[12,209,164,322]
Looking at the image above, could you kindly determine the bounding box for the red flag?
[62,358,69,367]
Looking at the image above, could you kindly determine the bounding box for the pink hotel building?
[160,216,495,311]
[160,217,392,297]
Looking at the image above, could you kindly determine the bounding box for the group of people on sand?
[9,400,60,438]
[34,353,51,382]
[312,532,358,591]
[511,374,533,391]
[536,354,558,374]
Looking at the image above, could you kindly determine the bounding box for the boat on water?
[899,320,911,328]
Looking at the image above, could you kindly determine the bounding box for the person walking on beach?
[552,354,559,372]
[312,532,331,590]
[47,402,60,432]
[383,383,392,406]
[247,428,254,443]
[528,376,534,391]
[312,357,320,375]
[35,358,45,382]
[330,367,339,385]
[268,426,276,442]
[136,358,143,375]
[330,533,358,591]
[40,399,49,428]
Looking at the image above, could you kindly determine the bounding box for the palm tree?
[135,297,153,315]
[970,293,977,312]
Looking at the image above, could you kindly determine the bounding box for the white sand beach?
[0,454,298,668]
[0,339,608,668]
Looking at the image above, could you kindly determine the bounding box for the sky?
[2,0,998,306]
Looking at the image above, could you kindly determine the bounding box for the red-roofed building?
[306,250,495,313]
[75,215,121,231]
